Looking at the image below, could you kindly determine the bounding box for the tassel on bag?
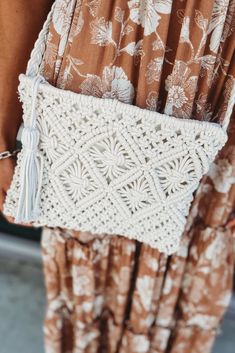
[15,75,46,223]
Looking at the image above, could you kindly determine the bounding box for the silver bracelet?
[0,149,21,160]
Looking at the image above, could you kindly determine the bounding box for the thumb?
[0,189,15,224]
[0,189,5,214]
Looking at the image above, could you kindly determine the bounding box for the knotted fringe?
[15,75,45,223]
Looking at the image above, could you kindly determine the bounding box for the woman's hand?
[0,157,16,223]
[0,157,32,227]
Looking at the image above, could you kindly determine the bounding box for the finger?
[0,190,15,224]
[4,214,33,227]
[0,190,5,214]
[5,215,15,224]
[1,190,32,227]
[0,157,16,190]
[19,221,34,228]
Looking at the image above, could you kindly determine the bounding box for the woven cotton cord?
[26,0,57,76]
[15,75,46,223]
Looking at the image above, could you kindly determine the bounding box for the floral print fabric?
[42,0,235,122]
[41,0,235,352]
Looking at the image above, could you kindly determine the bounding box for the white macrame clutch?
[3,2,230,254]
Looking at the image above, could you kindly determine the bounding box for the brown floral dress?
[40,1,235,352]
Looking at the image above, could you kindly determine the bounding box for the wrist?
[0,149,20,160]
[0,108,23,151]
[0,137,18,152]
[0,126,21,152]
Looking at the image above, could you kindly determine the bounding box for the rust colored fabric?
[40,1,235,352]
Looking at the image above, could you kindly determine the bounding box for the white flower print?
[41,228,60,258]
[74,331,99,350]
[128,0,172,36]
[114,267,132,294]
[73,248,87,260]
[165,61,198,118]
[155,0,173,13]
[199,229,229,270]
[145,57,163,84]
[128,0,160,36]
[133,40,145,65]
[86,0,101,17]
[52,0,74,34]
[124,242,136,255]
[120,41,142,57]
[208,159,235,193]
[70,9,84,38]
[180,16,190,43]
[208,0,230,52]
[57,63,74,89]
[43,33,58,69]
[194,93,213,120]
[140,314,155,328]
[201,55,216,71]
[136,275,155,311]
[187,314,219,329]
[80,66,135,104]
[162,276,173,295]
[52,0,75,55]
[81,301,93,313]
[90,17,113,46]
[146,91,159,111]
[194,9,208,32]
[65,55,84,84]
[145,257,159,271]
[114,7,125,23]
[189,276,205,303]
[72,265,94,296]
[89,135,135,181]
[102,67,135,102]
[132,335,150,353]
[94,295,104,317]
[150,328,170,351]
[216,290,233,307]
[122,42,136,55]
[152,38,163,50]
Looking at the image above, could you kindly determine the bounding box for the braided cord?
[26,1,57,77]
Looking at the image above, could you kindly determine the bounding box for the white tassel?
[15,75,45,223]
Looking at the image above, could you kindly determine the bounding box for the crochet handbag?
[3,1,231,254]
